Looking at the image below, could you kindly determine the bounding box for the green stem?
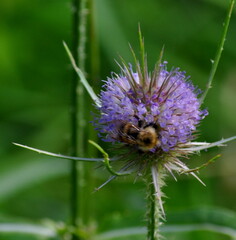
[89,140,133,176]
[146,164,167,240]
[77,0,87,229]
[70,0,79,237]
[147,181,156,240]
[200,0,234,104]
[70,0,88,238]
[84,0,99,224]
[146,169,162,240]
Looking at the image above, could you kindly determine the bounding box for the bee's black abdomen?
[143,137,152,144]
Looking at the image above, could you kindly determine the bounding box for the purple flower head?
[90,38,235,217]
[96,61,207,154]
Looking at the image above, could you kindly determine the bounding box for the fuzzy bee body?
[118,121,160,151]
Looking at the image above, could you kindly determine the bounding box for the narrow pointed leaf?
[63,41,101,107]
[13,143,104,162]
[200,0,235,104]
[181,136,236,152]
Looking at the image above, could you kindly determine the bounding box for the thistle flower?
[93,44,234,219]
[97,61,207,153]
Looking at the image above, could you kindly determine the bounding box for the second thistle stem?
[70,0,88,238]
[70,0,79,236]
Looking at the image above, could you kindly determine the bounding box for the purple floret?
[96,62,207,153]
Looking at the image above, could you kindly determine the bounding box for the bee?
[117,119,160,152]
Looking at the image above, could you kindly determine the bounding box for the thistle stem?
[70,0,88,238]
[147,182,157,240]
[146,168,163,240]
[70,0,79,236]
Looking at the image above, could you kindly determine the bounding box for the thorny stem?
[70,0,79,238]
[70,0,88,238]
[77,0,88,229]
[146,167,164,240]
[147,180,157,240]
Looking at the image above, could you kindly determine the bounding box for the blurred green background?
[0,0,236,239]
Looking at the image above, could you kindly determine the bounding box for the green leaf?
[95,207,236,239]
[0,223,56,237]
[0,158,68,203]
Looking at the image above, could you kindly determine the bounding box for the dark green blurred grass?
[0,0,236,239]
